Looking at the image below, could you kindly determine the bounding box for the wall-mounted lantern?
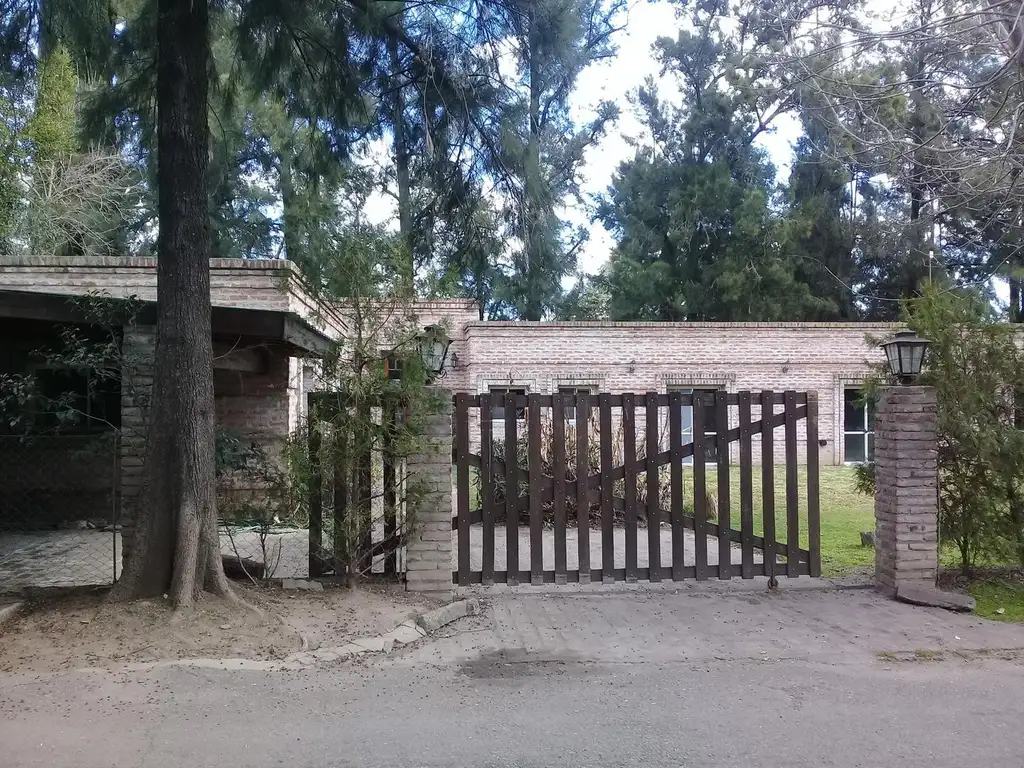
[417,324,452,381]
[881,330,932,385]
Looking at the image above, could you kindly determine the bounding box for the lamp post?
[881,330,932,385]
[417,324,452,382]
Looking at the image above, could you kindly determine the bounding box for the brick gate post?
[405,390,454,597]
[874,386,939,597]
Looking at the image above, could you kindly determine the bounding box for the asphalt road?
[3,585,1024,768]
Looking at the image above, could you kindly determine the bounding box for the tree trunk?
[279,151,303,265]
[523,5,543,321]
[110,0,230,607]
[388,17,414,295]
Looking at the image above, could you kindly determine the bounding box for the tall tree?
[23,42,77,162]
[491,0,624,319]
[111,0,231,606]
[783,108,860,320]
[600,0,829,321]
[792,0,1024,315]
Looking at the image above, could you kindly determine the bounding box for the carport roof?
[0,288,332,356]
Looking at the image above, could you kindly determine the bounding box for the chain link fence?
[0,434,120,594]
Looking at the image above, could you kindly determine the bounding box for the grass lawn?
[967,580,1024,621]
[692,465,874,577]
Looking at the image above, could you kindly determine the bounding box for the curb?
[0,601,23,630]
[282,598,480,668]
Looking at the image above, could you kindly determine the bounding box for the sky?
[362,0,803,278]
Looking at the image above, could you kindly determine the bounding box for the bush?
[861,284,1024,575]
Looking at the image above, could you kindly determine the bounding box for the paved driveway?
[3,585,1024,768]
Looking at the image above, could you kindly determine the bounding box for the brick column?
[405,390,454,596]
[119,324,156,563]
[874,386,939,597]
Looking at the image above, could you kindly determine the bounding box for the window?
[844,388,875,463]
[556,386,593,421]
[489,387,527,421]
[31,367,121,434]
[673,387,720,463]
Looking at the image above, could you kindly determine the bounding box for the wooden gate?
[452,391,820,586]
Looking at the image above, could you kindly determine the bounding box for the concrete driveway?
[3,584,1024,767]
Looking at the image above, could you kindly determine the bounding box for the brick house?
[0,256,893,542]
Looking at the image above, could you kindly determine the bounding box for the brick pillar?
[119,325,156,563]
[874,386,939,597]
[405,390,454,596]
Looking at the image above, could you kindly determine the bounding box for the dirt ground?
[0,581,439,674]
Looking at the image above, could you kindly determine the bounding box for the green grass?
[967,581,1024,621]
[694,466,874,577]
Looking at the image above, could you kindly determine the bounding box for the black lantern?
[881,330,931,385]
[417,324,452,379]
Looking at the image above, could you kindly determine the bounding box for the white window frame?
[843,388,874,464]
[555,385,594,421]
[488,386,528,423]
[669,386,722,465]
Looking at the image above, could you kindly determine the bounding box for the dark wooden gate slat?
[784,390,800,578]
[382,401,397,576]
[806,392,822,578]
[668,391,685,581]
[307,406,323,578]
[760,390,777,582]
[357,404,374,574]
[645,392,661,582]
[332,420,349,576]
[623,393,638,582]
[738,391,754,579]
[455,394,472,587]
[479,394,495,585]
[576,393,591,583]
[528,394,544,584]
[552,394,568,584]
[716,391,732,581]
[599,394,615,582]
[504,394,519,586]
[692,392,708,581]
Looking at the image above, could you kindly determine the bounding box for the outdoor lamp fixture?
[881,330,932,385]
[417,324,452,380]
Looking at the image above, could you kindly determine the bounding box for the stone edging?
[0,601,23,629]
[284,598,481,666]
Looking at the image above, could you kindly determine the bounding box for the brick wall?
[214,348,298,519]
[215,351,292,447]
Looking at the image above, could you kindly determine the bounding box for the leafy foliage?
[857,284,1024,574]
[908,285,1024,573]
[597,4,830,321]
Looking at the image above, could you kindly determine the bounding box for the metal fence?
[0,434,120,594]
